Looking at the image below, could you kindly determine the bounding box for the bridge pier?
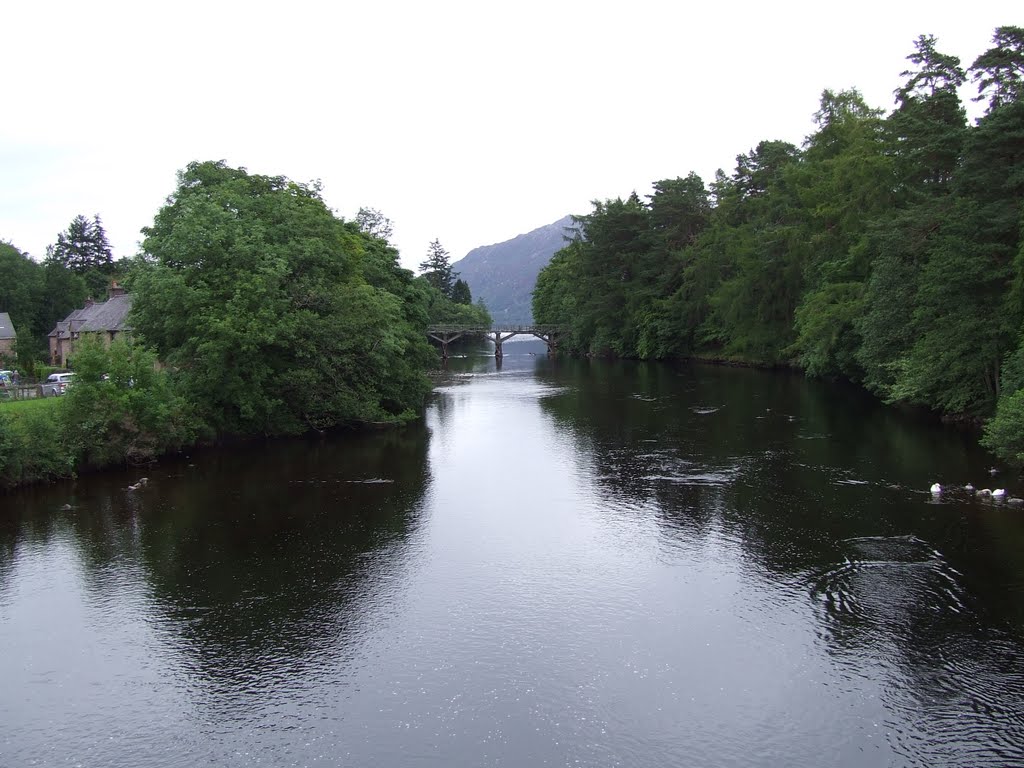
[532,330,562,356]
[489,331,518,358]
[427,329,467,359]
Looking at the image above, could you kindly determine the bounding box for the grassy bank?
[0,397,60,414]
[0,339,202,490]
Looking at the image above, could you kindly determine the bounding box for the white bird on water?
[992,488,1007,499]
[930,483,942,494]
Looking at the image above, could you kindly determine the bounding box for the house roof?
[48,294,133,338]
[0,312,16,340]
[78,294,132,332]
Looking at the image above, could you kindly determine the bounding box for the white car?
[41,372,75,396]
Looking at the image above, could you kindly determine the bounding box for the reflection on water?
[2,340,1023,767]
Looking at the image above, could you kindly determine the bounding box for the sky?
[2,1,1019,272]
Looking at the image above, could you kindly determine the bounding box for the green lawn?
[0,396,61,413]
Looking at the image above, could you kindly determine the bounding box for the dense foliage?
[0,338,195,487]
[534,28,1024,462]
[0,240,90,368]
[131,160,436,436]
[418,238,489,323]
[61,337,198,468]
[47,214,113,270]
[0,401,73,487]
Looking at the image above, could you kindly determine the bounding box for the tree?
[419,239,456,297]
[699,141,806,363]
[0,241,44,361]
[61,337,197,467]
[38,261,88,343]
[132,160,432,436]
[788,89,893,379]
[636,174,712,357]
[451,278,472,305]
[647,173,710,252]
[890,35,967,197]
[0,240,90,364]
[48,214,114,275]
[413,241,489,328]
[896,34,965,102]
[855,203,946,400]
[355,207,394,242]
[560,192,654,355]
[970,26,1024,113]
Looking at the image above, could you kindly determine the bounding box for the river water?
[2,341,1024,767]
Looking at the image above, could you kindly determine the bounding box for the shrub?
[981,388,1024,464]
[0,403,74,487]
[61,337,201,468]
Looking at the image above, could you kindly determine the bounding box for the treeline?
[533,28,1024,462]
[0,214,125,369]
[1,160,488,486]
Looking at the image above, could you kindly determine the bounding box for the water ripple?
[811,535,1024,766]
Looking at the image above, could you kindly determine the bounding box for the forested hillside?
[454,216,572,324]
[532,28,1024,462]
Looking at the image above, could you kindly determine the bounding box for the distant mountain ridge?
[452,215,573,325]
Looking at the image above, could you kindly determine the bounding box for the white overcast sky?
[2,1,1019,271]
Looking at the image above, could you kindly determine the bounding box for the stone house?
[0,312,16,363]
[49,282,133,367]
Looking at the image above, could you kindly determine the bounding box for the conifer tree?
[452,278,472,305]
[419,239,456,297]
[47,214,114,274]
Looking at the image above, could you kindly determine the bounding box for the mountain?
[452,216,573,325]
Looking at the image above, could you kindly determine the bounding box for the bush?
[61,337,202,468]
[0,403,74,487]
[981,388,1024,464]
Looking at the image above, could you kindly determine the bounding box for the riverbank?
[0,394,425,491]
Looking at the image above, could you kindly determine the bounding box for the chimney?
[107,280,126,300]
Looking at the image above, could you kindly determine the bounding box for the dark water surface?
[3,342,1024,767]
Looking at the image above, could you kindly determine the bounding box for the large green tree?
[131,160,432,436]
[890,34,967,198]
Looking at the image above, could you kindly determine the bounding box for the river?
[2,340,1023,767]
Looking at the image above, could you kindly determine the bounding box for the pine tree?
[452,278,472,305]
[419,239,456,297]
[970,26,1024,113]
[47,214,114,274]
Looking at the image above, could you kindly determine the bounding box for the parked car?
[41,372,75,396]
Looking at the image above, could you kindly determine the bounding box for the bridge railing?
[426,324,566,334]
